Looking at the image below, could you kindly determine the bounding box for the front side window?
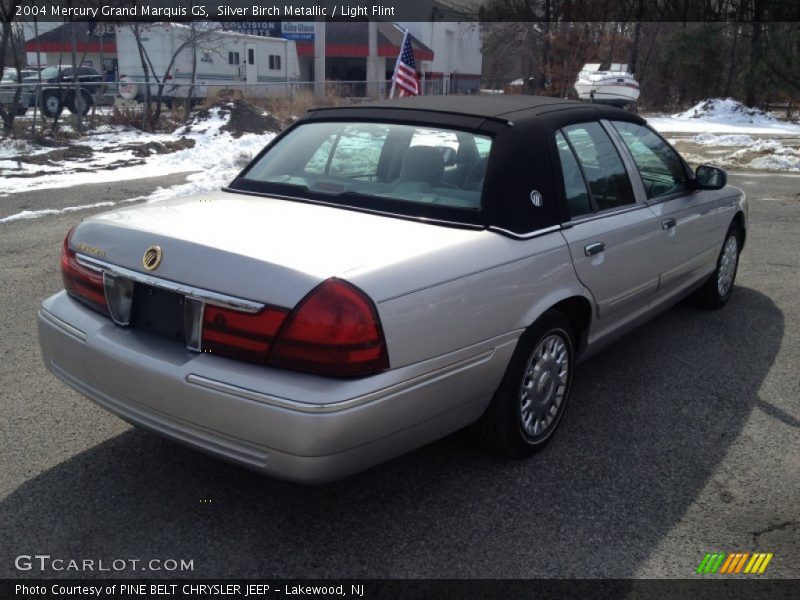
[562,122,635,211]
[612,121,689,199]
[239,121,493,212]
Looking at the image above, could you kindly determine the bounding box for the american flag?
[391,31,419,97]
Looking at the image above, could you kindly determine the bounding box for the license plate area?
[130,283,186,344]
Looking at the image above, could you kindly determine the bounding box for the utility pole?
[314,21,325,100]
[366,22,379,99]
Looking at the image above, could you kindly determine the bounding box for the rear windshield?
[40,67,62,78]
[237,121,493,217]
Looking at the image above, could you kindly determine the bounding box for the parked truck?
[115,23,301,103]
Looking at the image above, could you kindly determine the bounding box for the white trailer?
[116,23,300,102]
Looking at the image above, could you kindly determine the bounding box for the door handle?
[584,242,605,256]
[662,218,677,230]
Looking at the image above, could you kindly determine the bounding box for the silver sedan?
[38,96,747,483]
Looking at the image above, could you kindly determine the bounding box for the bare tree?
[129,23,152,130]
[68,17,84,132]
[185,21,198,122]
[128,22,220,129]
[0,0,22,132]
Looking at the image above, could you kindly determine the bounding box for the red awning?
[296,43,434,61]
[24,41,117,54]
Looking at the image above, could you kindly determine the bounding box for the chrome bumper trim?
[39,307,87,342]
[186,349,495,414]
[75,254,265,313]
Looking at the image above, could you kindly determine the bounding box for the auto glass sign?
[281,22,315,41]
[226,22,282,37]
[224,21,313,41]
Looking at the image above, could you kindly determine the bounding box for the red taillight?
[268,278,389,378]
[60,228,109,316]
[201,304,289,364]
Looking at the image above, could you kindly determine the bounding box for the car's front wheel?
[473,310,575,457]
[693,224,741,309]
[40,91,63,118]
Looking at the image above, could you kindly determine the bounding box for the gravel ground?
[0,171,797,579]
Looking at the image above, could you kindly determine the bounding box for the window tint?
[555,131,592,218]
[474,136,491,158]
[243,121,492,210]
[612,121,689,199]
[563,122,635,211]
[306,123,389,177]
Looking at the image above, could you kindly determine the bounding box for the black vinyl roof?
[308,95,643,126]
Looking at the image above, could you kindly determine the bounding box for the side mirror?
[695,165,726,190]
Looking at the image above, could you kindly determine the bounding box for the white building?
[397,22,482,93]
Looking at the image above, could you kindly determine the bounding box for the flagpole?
[389,29,408,99]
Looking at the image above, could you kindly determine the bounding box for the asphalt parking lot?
[1,172,798,579]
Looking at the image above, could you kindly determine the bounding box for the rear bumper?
[38,292,516,483]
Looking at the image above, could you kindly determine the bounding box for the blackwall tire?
[693,225,741,310]
[473,310,575,458]
[40,91,63,118]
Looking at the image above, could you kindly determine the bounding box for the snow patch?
[673,132,800,172]
[0,200,119,224]
[690,133,756,146]
[748,155,800,172]
[0,107,276,195]
[674,98,778,124]
[647,98,800,134]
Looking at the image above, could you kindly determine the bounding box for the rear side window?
[612,121,689,199]
[562,122,635,211]
[555,131,592,218]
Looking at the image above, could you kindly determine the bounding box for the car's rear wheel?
[473,310,575,457]
[693,224,741,309]
[66,90,93,116]
[40,91,63,118]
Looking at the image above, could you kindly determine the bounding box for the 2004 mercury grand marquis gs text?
[38,96,747,483]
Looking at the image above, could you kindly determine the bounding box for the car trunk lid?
[72,190,488,308]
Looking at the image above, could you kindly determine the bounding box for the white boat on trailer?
[574,63,640,107]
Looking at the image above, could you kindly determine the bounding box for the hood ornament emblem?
[143,245,163,271]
